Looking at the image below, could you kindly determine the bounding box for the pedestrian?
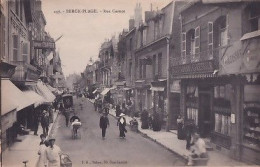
[115,104,121,117]
[45,137,62,167]
[177,115,185,140]
[41,110,49,136]
[34,108,41,136]
[117,113,127,139]
[187,133,208,166]
[103,103,110,116]
[185,119,196,150]
[99,112,110,139]
[60,103,69,127]
[36,134,47,167]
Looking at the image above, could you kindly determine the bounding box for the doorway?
[199,93,211,137]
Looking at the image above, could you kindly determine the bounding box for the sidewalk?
[88,98,248,166]
[2,111,59,167]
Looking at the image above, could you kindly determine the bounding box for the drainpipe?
[166,37,170,131]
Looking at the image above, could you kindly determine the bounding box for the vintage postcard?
[1,0,260,166]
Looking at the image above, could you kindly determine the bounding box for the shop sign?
[33,40,55,49]
[171,60,214,76]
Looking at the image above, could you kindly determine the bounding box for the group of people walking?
[99,112,127,139]
[36,134,62,167]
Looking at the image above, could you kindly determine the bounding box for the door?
[199,93,211,137]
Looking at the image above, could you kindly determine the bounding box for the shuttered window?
[208,22,213,58]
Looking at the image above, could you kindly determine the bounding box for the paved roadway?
[53,97,185,167]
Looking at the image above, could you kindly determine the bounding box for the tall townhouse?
[170,0,260,164]
[1,0,56,151]
[135,1,175,129]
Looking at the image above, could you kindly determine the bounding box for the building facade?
[170,1,260,164]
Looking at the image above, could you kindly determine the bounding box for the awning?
[92,89,98,94]
[101,88,111,96]
[46,84,57,92]
[23,91,45,107]
[123,87,132,91]
[35,81,56,103]
[1,79,34,115]
[150,86,165,91]
[240,30,260,41]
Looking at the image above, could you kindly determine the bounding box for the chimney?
[129,19,135,30]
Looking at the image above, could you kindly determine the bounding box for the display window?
[187,107,198,126]
[243,84,260,149]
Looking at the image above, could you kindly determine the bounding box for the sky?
[42,0,172,76]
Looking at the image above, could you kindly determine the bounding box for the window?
[143,62,146,78]
[154,21,159,39]
[249,5,260,32]
[195,26,200,55]
[129,38,132,51]
[153,55,156,78]
[158,53,162,77]
[139,60,142,78]
[13,35,18,61]
[0,12,5,59]
[214,113,231,136]
[186,29,195,56]
[181,32,186,62]
[143,29,147,45]
[187,108,198,126]
[129,62,132,77]
[15,0,19,16]
[214,85,226,98]
[218,16,228,46]
[208,22,214,57]
[20,0,23,21]
[22,43,28,63]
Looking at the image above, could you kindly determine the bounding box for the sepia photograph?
[0,0,260,166]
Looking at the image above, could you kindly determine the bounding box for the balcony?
[172,46,223,67]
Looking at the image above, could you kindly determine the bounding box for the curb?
[86,98,187,162]
[48,111,60,138]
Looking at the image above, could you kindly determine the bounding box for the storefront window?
[187,108,198,126]
[243,84,260,149]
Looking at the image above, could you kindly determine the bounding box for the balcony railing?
[11,61,39,71]
[172,46,225,67]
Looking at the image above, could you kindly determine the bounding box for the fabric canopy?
[150,86,165,92]
[23,91,45,107]
[92,89,98,94]
[46,84,57,92]
[35,81,56,103]
[101,88,111,96]
[1,79,34,115]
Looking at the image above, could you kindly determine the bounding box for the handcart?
[60,153,72,167]
[70,115,81,139]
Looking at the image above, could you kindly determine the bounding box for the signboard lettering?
[33,41,55,49]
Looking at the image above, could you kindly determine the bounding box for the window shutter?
[195,26,200,55]
[226,14,230,44]
[22,43,28,63]
[13,35,18,61]
[181,32,186,62]
[208,22,213,58]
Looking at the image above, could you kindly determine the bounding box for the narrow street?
[53,97,185,167]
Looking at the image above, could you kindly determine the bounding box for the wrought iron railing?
[172,46,225,67]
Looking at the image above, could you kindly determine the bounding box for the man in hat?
[99,112,110,139]
[117,113,127,138]
[45,137,62,167]
[41,110,49,136]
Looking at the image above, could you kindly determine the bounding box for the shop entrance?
[199,92,211,138]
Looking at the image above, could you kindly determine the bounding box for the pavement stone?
[2,110,59,167]
[88,98,249,166]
